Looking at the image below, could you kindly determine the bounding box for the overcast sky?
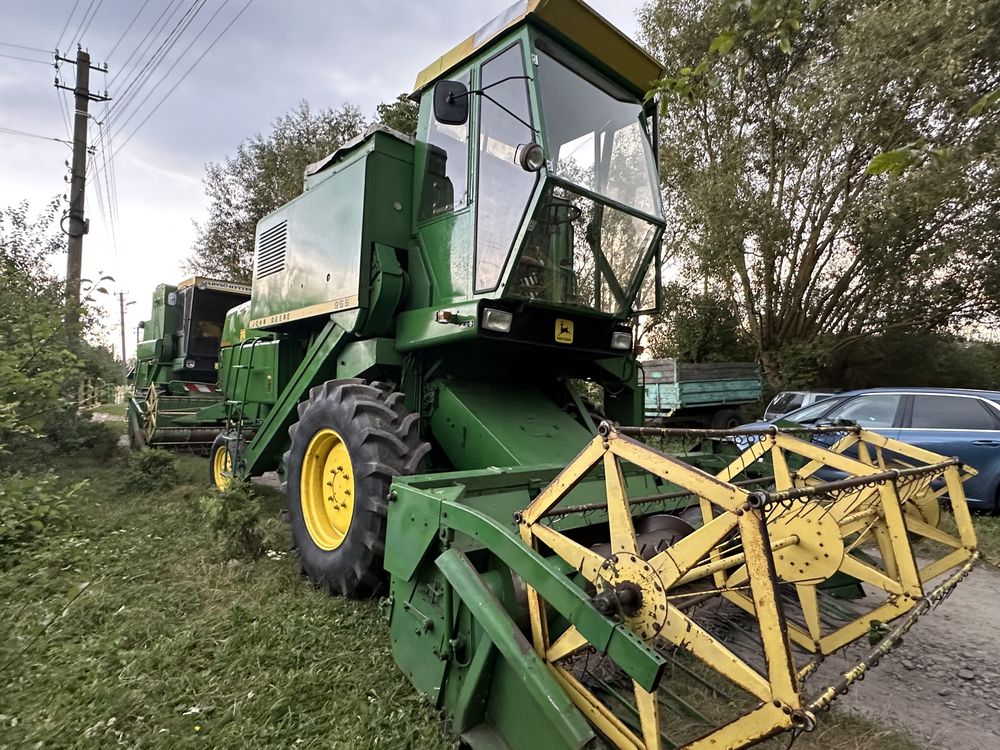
[0,0,646,359]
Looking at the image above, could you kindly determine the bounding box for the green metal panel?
[224,339,281,405]
[221,300,252,347]
[237,312,357,475]
[386,479,666,691]
[414,210,475,303]
[335,338,402,380]
[248,129,414,330]
[395,301,481,352]
[436,549,596,750]
[430,380,591,469]
[388,570,450,701]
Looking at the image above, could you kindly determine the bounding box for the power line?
[108,0,205,122]
[106,0,152,61]
[103,0,187,135]
[55,60,74,139]
[66,0,100,52]
[108,0,183,89]
[0,41,51,54]
[110,0,229,141]
[74,0,106,49]
[0,125,72,146]
[112,0,254,158]
[93,117,120,254]
[0,51,52,66]
[55,0,83,51]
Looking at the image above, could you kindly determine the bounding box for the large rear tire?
[284,379,429,597]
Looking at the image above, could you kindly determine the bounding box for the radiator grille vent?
[255,220,287,279]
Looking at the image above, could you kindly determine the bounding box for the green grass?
[934,510,1000,567]
[970,514,1000,566]
[0,454,453,749]
[0,450,926,750]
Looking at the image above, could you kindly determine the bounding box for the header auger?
[130,1,978,746]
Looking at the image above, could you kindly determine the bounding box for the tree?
[375,93,419,137]
[188,102,367,282]
[188,92,425,283]
[0,200,80,453]
[644,280,755,362]
[640,0,1000,388]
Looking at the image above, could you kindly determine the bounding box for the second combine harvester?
[193,1,979,748]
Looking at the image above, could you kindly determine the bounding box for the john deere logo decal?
[555,318,574,344]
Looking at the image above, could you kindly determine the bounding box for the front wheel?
[209,433,236,490]
[284,379,429,597]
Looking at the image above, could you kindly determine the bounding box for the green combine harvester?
[127,277,250,450]
[136,1,981,747]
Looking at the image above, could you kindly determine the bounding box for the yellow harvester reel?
[517,423,979,750]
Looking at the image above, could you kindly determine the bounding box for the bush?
[44,410,120,462]
[199,482,265,560]
[121,449,178,493]
[0,471,87,563]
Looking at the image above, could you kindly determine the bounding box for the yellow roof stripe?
[412,0,664,96]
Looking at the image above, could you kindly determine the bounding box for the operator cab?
[412,0,665,343]
[171,278,251,381]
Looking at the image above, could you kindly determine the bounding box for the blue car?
[744,387,1000,513]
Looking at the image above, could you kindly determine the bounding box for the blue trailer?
[642,359,762,428]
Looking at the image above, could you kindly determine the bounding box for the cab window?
[475,43,535,291]
[419,70,471,221]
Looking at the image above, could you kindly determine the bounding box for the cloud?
[2,0,644,358]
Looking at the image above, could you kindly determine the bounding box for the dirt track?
[816,563,1000,748]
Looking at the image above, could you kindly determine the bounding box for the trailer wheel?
[283,379,429,597]
[711,408,742,430]
[209,434,235,490]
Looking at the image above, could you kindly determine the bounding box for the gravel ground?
[813,563,1000,749]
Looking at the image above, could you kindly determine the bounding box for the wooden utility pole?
[117,291,134,377]
[56,48,110,344]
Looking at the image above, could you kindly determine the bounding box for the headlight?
[517,142,545,172]
[481,308,513,333]
[184,359,196,368]
[610,331,632,350]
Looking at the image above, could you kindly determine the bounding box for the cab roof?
[412,0,664,97]
[176,277,251,296]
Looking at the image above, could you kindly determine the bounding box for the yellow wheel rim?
[300,428,355,551]
[212,443,233,490]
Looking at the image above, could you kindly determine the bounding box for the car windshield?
[767,392,804,415]
[779,398,844,424]
[536,49,661,219]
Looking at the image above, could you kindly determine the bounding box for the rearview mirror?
[433,80,469,125]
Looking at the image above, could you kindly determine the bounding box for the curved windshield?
[509,183,658,314]
[536,48,661,219]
